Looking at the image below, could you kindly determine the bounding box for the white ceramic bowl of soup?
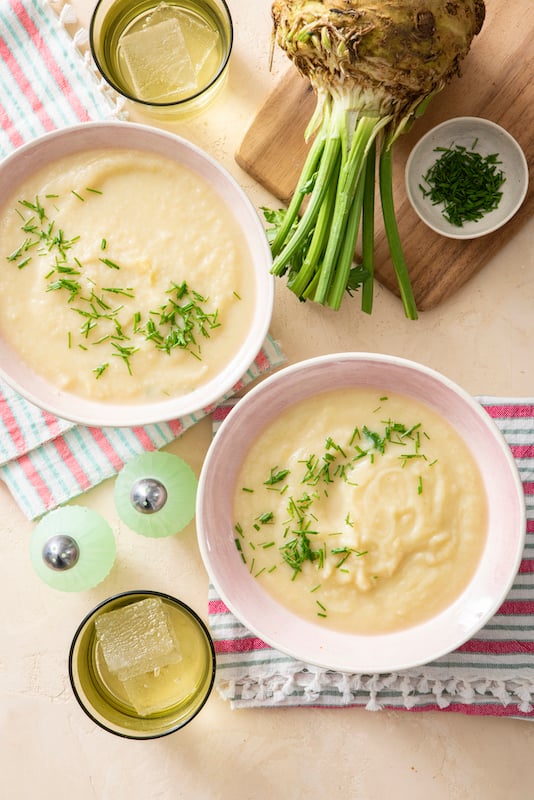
[196,353,525,673]
[0,122,273,427]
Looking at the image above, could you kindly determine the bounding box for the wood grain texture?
[235,1,533,310]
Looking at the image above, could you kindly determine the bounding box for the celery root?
[267,0,486,318]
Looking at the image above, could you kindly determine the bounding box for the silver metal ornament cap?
[130,477,168,515]
[42,534,80,571]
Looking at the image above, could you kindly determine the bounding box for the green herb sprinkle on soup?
[233,388,487,635]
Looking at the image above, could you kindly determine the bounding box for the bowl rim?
[405,115,529,240]
[0,121,274,427]
[196,352,526,673]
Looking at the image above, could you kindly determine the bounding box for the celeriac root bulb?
[268,0,485,317]
[272,0,485,124]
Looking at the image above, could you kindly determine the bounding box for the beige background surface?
[1,1,533,798]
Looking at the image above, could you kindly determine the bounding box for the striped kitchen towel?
[0,0,285,517]
[0,0,123,152]
[209,398,534,717]
[0,338,285,518]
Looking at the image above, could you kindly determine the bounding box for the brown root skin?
[272,0,485,120]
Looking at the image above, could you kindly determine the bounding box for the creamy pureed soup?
[233,388,488,634]
[0,148,255,403]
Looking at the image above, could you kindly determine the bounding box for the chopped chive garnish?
[93,362,109,379]
[99,257,121,270]
[102,287,135,297]
[264,467,291,486]
[419,141,506,227]
[257,511,274,525]
[6,192,224,381]
[232,395,441,624]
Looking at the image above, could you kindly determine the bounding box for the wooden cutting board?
[236,1,533,310]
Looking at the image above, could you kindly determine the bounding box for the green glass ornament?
[114,452,197,538]
[30,506,116,592]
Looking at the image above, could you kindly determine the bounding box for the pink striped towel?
[209,399,534,717]
[0,0,285,517]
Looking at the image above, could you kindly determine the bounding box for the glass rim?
[89,0,234,109]
[68,589,217,740]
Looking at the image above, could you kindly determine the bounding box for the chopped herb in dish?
[419,142,506,227]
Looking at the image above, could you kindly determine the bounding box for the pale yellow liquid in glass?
[93,601,212,717]
[99,0,228,104]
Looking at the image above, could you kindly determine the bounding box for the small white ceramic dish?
[0,122,273,427]
[196,353,525,674]
[405,116,528,239]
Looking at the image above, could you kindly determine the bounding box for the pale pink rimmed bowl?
[196,353,525,674]
[0,121,273,427]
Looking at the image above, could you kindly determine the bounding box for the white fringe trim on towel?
[44,0,129,120]
[216,666,534,715]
